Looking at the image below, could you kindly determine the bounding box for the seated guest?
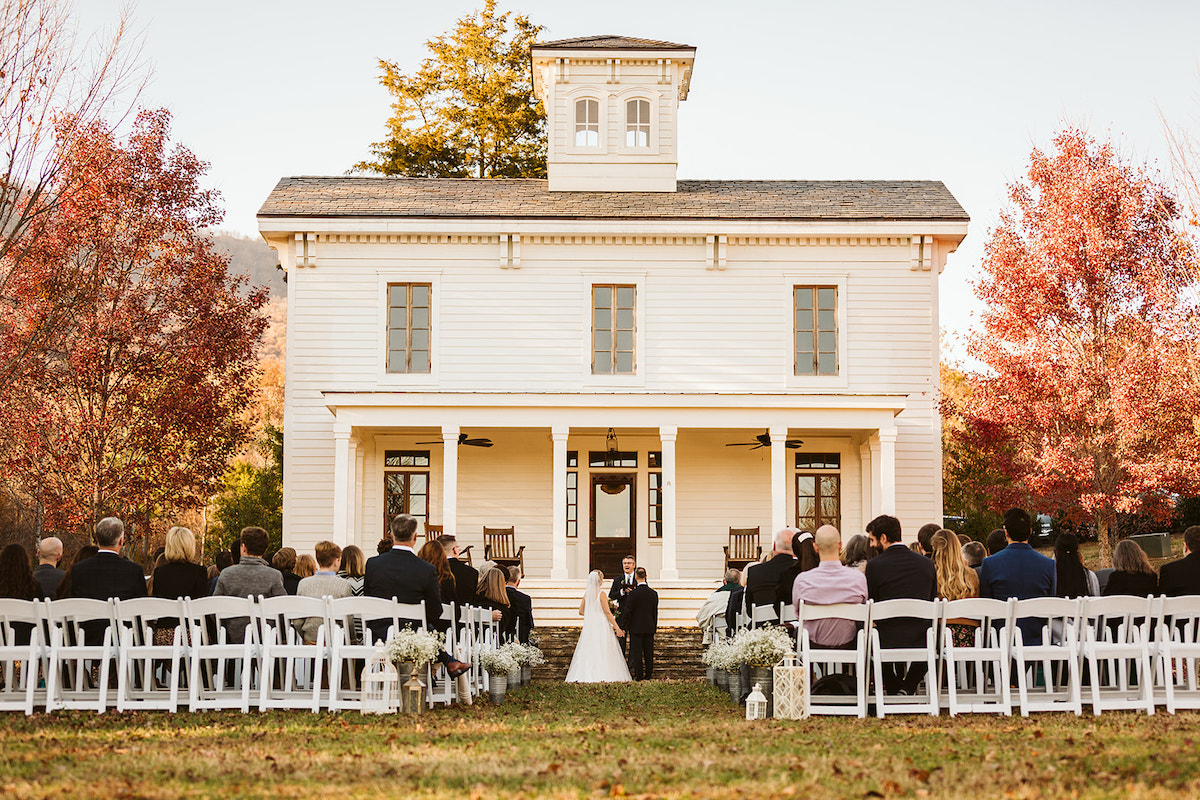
[1055,532,1099,598]
[932,528,980,646]
[961,541,986,571]
[32,537,65,598]
[376,537,394,556]
[1103,539,1159,597]
[150,526,209,643]
[337,545,366,595]
[916,523,940,558]
[697,568,740,642]
[957,533,971,546]
[1159,525,1200,596]
[69,517,147,602]
[417,540,456,612]
[476,567,513,637]
[980,509,1056,646]
[985,528,1008,556]
[865,514,936,694]
[841,534,873,572]
[294,554,316,580]
[207,549,234,595]
[776,530,819,608]
[0,544,40,600]
[908,541,924,553]
[744,528,797,618]
[724,569,747,634]
[439,535,479,610]
[504,566,534,644]
[55,545,99,599]
[272,547,302,595]
[793,525,868,647]
[213,526,285,643]
[296,540,351,644]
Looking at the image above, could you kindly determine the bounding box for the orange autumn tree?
[959,128,1200,566]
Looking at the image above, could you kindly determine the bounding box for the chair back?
[0,599,41,646]
[1080,595,1153,643]
[258,595,328,644]
[483,527,517,559]
[1010,596,1081,646]
[869,598,940,624]
[395,601,428,631]
[43,598,115,645]
[425,524,444,538]
[727,528,761,560]
[1157,595,1200,642]
[183,595,260,646]
[114,597,185,645]
[328,595,401,645]
[798,600,871,625]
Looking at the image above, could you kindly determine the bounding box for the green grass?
[1,681,1198,798]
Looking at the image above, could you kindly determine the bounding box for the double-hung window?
[625,99,650,148]
[575,99,600,147]
[387,283,431,373]
[592,284,636,374]
[794,285,837,376]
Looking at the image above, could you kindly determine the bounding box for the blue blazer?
[979,542,1056,645]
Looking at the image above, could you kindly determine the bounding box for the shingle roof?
[533,35,694,50]
[257,177,969,223]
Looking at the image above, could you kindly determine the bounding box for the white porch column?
[858,441,873,532]
[347,438,360,546]
[551,426,570,580]
[659,425,679,580]
[869,434,883,518]
[332,421,351,545]
[879,427,897,516]
[441,425,460,537]
[769,424,788,533]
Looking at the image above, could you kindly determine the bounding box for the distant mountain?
[212,231,285,299]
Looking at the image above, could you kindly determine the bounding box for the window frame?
[615,89,660,155]
[385,282,433,375]
[783,273,848,389]
[795,472,842,533]
[383,450,432,536]
[565,89,606,154]
[591,283,637,376]
[794,285,838,377]
[377,271,440,387]
[581,274,646,386]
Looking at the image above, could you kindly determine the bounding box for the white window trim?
[783,272,849,390]
[615,88,660,156]
[376,270,442,389]
[565,87,607,155]
[580,272,647,388]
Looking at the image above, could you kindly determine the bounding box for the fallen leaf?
[910,768,930,782]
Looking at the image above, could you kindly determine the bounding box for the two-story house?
[257,35,968,621]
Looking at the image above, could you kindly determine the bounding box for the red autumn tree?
[0,108,267,540]
[958,128,1200,566]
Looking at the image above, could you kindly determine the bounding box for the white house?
[257,35,968,621]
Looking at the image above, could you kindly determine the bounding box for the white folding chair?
[44,598,118,713]
[114,597,187,712]
[797,600,871,718]
[0,599,47,715]
[258,595,328,712]
[468,605,499,693]
[1154,595,1200,713]
[1079,595,1155,715]
[1010,597,1083,716]
[869,599,941,717]
[750,603,779,629]
[327,596,401,711]
[424,603,458,708]
[184,596,261,712]
[940,598,1012,716]
[779,603,799,627]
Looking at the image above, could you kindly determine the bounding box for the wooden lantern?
[772,653,809,720]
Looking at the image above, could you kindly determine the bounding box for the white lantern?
[745,682,769,721]
[361,644,400,715]
[772,653,809,720]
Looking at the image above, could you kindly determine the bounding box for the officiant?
[608,555,637,654]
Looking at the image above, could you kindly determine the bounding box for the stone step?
[530,625,705,681]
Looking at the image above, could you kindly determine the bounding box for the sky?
[78,0,1200,357]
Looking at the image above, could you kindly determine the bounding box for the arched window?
[575,98,599,147]
[625,99,650,148]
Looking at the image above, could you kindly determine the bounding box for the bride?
[565,570,632,683]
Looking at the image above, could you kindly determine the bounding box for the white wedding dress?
[564,571,632,683]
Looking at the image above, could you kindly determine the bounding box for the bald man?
[792,525,867,648]
[33,537,66,598]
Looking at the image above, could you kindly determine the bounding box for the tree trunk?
[1096,508,1114,568]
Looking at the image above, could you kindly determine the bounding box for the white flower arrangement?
[384,628,444,665]
[702,640,738,672]
[503,642,546,668]
[478,647,519,676]
[730,626,795,667]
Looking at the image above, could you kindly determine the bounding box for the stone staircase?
[531,626,705,681]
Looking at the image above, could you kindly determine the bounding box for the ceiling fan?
[415,432,494,448]
[725,429,803,451]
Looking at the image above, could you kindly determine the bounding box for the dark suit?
[364,547,442,643]
[979,542,1056,645]
[864,543,937,694]
[610,572,637,652]
[745,554,795,616]
[617,582,658,680]
[505,586,534,644]
[32,565,65,599]
[67,551,147,645]
[1159,553,1200,597]
[447,558,479,609]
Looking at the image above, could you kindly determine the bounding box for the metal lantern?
[745,682,768,720]
[361,644,399,715]
[402,669,426,715]
[772,653,809,720]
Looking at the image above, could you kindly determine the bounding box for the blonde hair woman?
[151,526,210,644]
[931,527,979,647]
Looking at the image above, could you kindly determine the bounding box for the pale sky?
[79,0,1200,356]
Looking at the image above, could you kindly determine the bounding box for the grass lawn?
[1,681,1197,799]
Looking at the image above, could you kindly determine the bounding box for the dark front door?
[590,473,635,577]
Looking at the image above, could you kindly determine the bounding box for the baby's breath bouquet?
[478,647,519,676]
[702,639,738,672]
[384,628,444,665]
[731,626,794,667]
[504,642,546,668]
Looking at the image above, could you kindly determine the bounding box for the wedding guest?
[908,541,924,553]
[777,530,819,607]
[505,566,534,644]
[0,544,39,600]
[865,514,936,694]
[207,550,234,594]
[55,545,99,599]
[272,547,301,595]
[418,540,456,604]
[475,567,512,636]
[145,554,167,594]
[294,554,316,580]
[979,509,1056,646]
[841,534,873,572]
[296,540,351,644]
[1054,532,1099,598]
[150,526,209,644]
[957,533,971,546]
[438,535,478,610]
[338,545,366,595]
[1103,540,1159,597]
[916,523,940,557]
[932,528,980,646]
[376,537,393,555]
[32,537,65,598]
[961,541,986,571]
[744,527,797,617]
[68,517,147,602]
[793,526,867,647]
[697,568,740,641]
[213,526,285,643]
[985,528,1008,556]
[1159,526,1200,596]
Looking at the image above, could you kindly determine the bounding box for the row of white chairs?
[717,595,1200,718]
[0,595,507,715]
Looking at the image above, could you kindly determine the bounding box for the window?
[567,451,579,538]
[625,99,650,147]
[588,451,637,469]
[795,286,837,376]
[387,283,431,373]
[383,450,430,533]
[575,99,599,147]
[796,474,840,532]
[648,451,662,538]
[795,453,840,470]
[592,284,636,374]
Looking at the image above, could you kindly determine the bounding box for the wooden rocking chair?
[725,527,762,572]
[425,524,472,565]
[483,527,524,577]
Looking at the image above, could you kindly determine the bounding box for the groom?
[616,567,659,680]
[609,555,637,654]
